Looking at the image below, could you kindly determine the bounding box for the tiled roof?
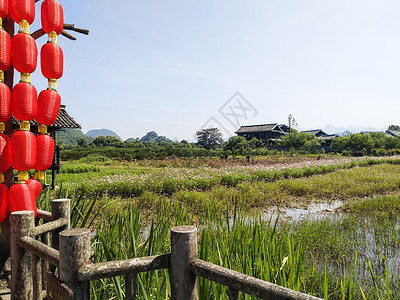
[386,129,400,138]
[236,123,280,133]
[302,129,324,135]
[12,105,81,129]
[319,135,338,141]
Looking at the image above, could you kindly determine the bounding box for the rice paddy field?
[40,154,400,299]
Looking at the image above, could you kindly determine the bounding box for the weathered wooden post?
[11,211,35,300]
[59,228,91,300]
[125,272,136,300]
[40,222,50,293]
[228,288,239,300]
[170,226,198,300]
[50,199,70,275]
[51,199,70,251]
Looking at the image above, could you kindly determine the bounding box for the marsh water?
[260,200,400,289]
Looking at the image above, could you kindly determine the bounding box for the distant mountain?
[56,128,94,146]
[86,129,121,140]
[140,131,173,143]
[322,124,386,135]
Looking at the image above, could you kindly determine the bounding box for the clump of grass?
[341,194,400,215]
[60,164,100,174]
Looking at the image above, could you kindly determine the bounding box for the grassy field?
[40,155,400,299]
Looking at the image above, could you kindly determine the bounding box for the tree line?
[58,126,400,161]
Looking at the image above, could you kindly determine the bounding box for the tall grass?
[38,187,399,299]
[36,157,400,299]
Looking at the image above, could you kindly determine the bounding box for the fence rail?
[36,209,52,221]
[18,236,60,267]
[32,218,69,236]
[191,258,321,300]
[78,253,170,281]
[9,199,323,300]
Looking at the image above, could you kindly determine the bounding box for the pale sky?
[27,1,400,140]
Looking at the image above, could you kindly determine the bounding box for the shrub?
[353,151,364,157]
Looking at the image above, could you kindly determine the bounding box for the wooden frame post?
[11,211,35,299]
[59,228,91,300]
[170,226,198,300]
[51,199,70,251]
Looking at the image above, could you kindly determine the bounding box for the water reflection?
[262,201,400,285]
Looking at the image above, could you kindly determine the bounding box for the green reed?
[36,159,400,299]
[44,190,395,300]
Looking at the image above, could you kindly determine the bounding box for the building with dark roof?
[12,105,81,135]
[385,129,400,139]
[301,129,328,137]
[235,123,287,145]
[301,129,338,147]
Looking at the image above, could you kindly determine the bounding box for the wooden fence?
[10,199,322,300]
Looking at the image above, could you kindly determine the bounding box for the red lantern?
[0,133,10,173]
[0,0,8,20]
[26,177,42,200]
[10,130,36,171]
[35,134,54,171]
[0,183,8,223]
[10,0,35,24]
[41,42,63,79]
[0,29,11,71]
[0,82,10,122]
[41,0,63,35]
[8,182,37,217]
[36,89,60,126]
[11,82,37,122]
[11,33,37,74]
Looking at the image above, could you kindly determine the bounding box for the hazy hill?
[140,131,173,143]
[322,124,386,135]
[86,129,121,140]
[56,129,94,146]
[125,132,174,143]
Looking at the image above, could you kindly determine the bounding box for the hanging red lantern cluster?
[0,0,71,222]
[7,0,39,217]
[34,0,63,181]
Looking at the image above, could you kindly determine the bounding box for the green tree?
[223,136,249,156]
[279,130,321,152]
[77,138,88,148]
[369,132,386,149]
[248,137,264,148]
[92,136,122,147]
[287,114,297,136]
[385,136,400,149]
[388,125,400,131]
[347,133,374,153]
[331,136,350,152]
[196,128,223,150]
